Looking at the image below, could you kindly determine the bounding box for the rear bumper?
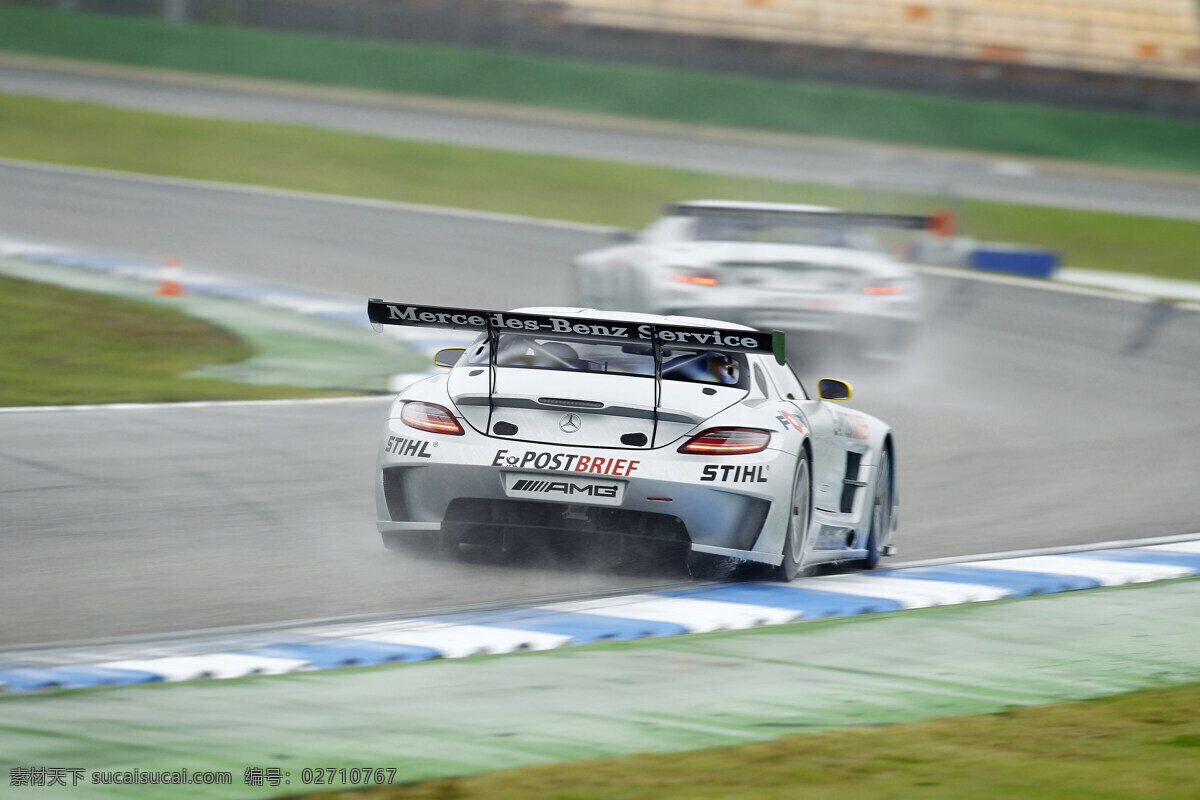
[375,425,797,565]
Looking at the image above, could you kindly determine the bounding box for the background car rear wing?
[667,203,956,236]
[367,300,786,364]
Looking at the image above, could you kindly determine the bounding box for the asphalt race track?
[2,68,1199,648]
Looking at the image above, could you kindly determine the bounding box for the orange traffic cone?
[156,255,185,296]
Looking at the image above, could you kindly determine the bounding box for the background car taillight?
[401,401,464,435]
[863,283,903,296]
[668,271,719,287]
[678,427,771,455]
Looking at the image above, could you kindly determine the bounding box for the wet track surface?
[1,69,1198,647]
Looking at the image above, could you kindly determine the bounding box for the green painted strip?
[3,581,1198,798]
[0,255,424,392]
[1,5,1199,173]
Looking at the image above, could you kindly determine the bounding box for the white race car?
[369,300,897,580]
[573,200,935,367]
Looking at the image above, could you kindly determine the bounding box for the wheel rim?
[789,460,810,563]
[872,453,891,552]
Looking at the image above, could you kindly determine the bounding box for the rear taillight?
[678,427,771,455]
[863,283,903,296]
[668,272,719,287]
[401,401,464,435]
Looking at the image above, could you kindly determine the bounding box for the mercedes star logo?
[558,413,581,433]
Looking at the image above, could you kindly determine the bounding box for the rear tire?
[774,452,813,582]
[857,450,892,570]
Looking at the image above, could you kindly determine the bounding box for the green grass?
[3,92,1199,280]
[302,682,1200,800]
[0,273,347,405]
[3,5,1200,173]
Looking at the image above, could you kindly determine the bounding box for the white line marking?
[800,575,1012,607]
[1057,267,1200,304]
[914,263,1200,310]
[351,624,573,657]
[972,555,1190,584]
[99,653,309,682]
[1142,541,1200,555]
[543,595,798,632]
[0,396,391,414]
[888,532,1200,570]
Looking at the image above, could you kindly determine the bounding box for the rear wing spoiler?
[668,203,956,236]
[369,300,786,447]
[367,300,787,365]
[369,302,787,450]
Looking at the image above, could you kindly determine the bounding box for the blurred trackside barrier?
[18,0,1200,118]
[968,244,1060,279]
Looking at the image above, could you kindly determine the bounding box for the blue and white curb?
[3,539,1198,693]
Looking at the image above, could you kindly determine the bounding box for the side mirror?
[611,229,637,243]
[433,348,465,369]
[817,378,852,401]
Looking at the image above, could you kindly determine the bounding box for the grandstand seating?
[554,0,1200,80]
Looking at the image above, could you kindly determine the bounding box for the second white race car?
[369,301,897,580]
[573,200,937,367]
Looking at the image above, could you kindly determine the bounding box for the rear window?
[688,212,883,251]
[464,334,748,389]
